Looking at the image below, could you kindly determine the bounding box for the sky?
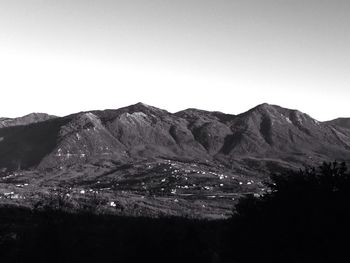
[0,0,349,121]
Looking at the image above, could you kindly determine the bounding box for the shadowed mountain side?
[175,108,235,154]
[0,117,69,169]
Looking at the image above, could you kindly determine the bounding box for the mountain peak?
[128,102,161,111]
[252,103,281,111]
[245,103,315,122]
[243,103,285,118]
[257,102,273,108]
[118,102,169,117]
[134,102,152,108]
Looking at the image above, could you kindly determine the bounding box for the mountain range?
[0,103,349,218]
[0,102,349,171]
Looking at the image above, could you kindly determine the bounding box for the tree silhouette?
[223,161,350,263]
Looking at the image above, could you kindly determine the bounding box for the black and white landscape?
[0,102,349,218]
[1,103,350,263]
[1,0,350,262]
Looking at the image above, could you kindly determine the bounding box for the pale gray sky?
[0,0,349,120]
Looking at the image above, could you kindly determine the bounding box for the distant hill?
[0,113,57,128]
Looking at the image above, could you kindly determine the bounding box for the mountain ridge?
[0,102,349,172]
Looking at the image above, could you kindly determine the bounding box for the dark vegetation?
[223,161,350,263]
[1,161,349,263]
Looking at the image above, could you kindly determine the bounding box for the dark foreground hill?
[0,103,349,217]
[1,162,349,263]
